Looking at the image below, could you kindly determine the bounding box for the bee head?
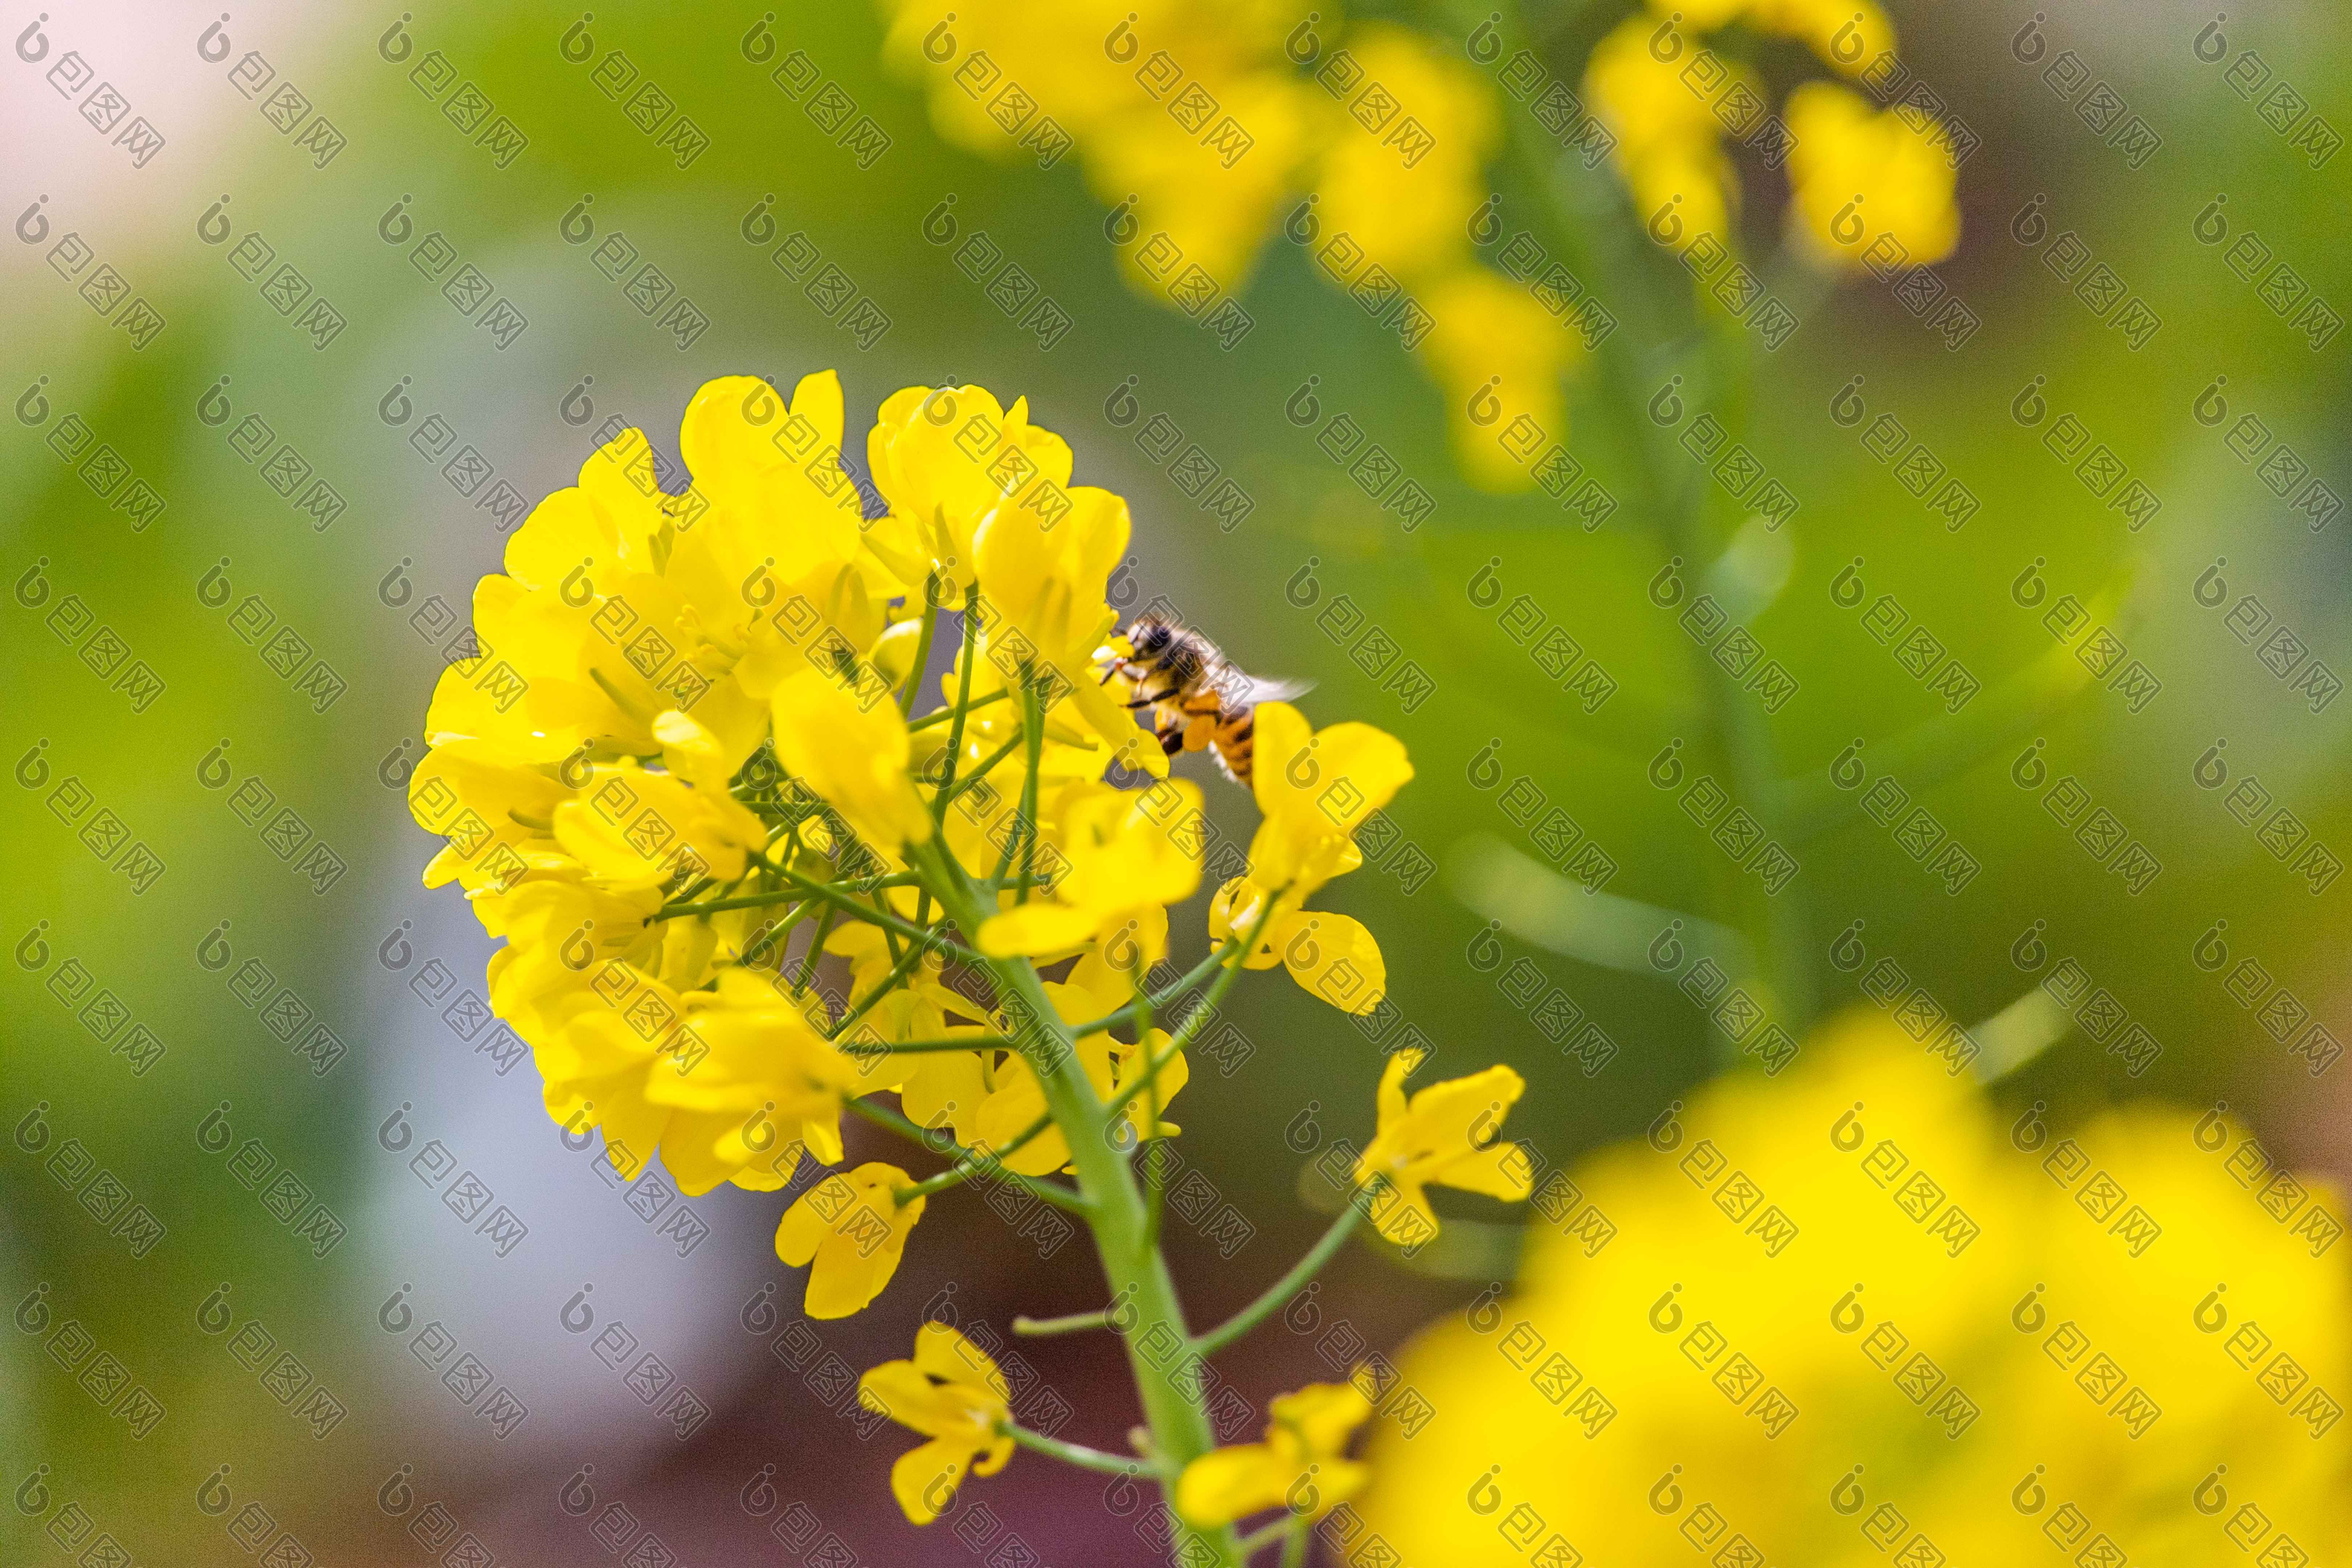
[1128,616,1175,658]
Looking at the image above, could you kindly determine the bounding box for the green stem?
[998,1422,1143,1477]
[899,577,943,716]
[916,843,1244,1568]
[930,589,983,824]
[1191,1190,1371,1357]
[1011,1307,1114,1337]
[1494,14,1816,1031]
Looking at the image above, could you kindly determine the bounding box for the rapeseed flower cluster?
[879,0,1580,491]
[1358,1016,2352,1565]
[412,372,1528,1557]
[1587,0,1960,273]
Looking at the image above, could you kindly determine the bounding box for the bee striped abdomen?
[1212,709,1257,786]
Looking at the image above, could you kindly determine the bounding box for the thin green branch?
[942,726,1028,808]
[898,577,942,716]
[889,1108,1057,1204]
[654,873,919,922]
[1191,1189,1372,1358]
[839,1034,1013,1057]
[795,906,837,995]
[754,856,978,962]
[907,686,1008,732]
[1236,1519,1298,1559]
[1012,1307,1113,1338]
[826,940,931,1039]
[843,1096,1087,1215]
[930,589,983,824]
[997,1422,1143,1477]
[1100,896,1284,1128]
[1073,936,1245,1038]
[1016,678,1045,901]
[1138,994,1165,1251]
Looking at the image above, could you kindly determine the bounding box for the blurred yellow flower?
[860,1323,1016,1524]
[877,0,1589,493]
[1785,81,1961,270]
[1355,1016,2352,1568]
[1177,1378,1375,1528]
[1586,14,1749,251]
[775,1160,926,1318]
[1744,0,1897,76]
[1418,268,1582,494]
[1309,24,1496,285]
[1353,1047,1532,1247]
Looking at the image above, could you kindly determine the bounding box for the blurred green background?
[5,0,2349,1561]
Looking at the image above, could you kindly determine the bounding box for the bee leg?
[1121,695,1160,710]
[1157,724,1186,758]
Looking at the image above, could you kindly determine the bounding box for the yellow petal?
[1278,911,1387,1015]
[1175,1442,1288,1528]
[914,1321,1010,1400]
[889,1437,971,1525]
[977,901,1102,958]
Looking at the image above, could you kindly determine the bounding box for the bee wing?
[1239,674,1315,705]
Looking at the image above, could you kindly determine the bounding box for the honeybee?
[1101,612,1310,786]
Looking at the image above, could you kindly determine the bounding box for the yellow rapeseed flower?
[1208,873,1387,1016]
[1177,1378,1375,1528]
[769,667,936,853]
[1352,1048,1532,1247]
[1243,702,1413,900]
[1785,80,1960,270]
[774,1161,927,1319]
[643,970,861,1192]
[978,779,1205,966]
[1417,269,1581,495]
[1356,1016,2352,1566]
[865,384,1073,591]
[859,1323,1016,1524]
